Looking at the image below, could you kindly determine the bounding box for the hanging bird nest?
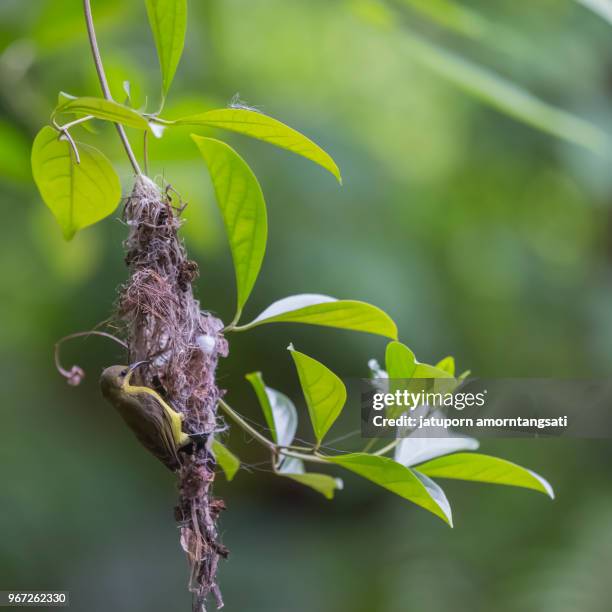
[117,175,228,610]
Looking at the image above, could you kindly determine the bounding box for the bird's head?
[100,365,130,393]
[100,361,149,393]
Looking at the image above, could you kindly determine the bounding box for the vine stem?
[372,439,399,456]
[54,330,128,385]
[82,0,142,175]
[143,130,149,176]
[217,399,329,464]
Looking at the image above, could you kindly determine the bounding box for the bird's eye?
[120,368,128,377]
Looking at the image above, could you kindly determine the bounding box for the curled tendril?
[54,330,128,386]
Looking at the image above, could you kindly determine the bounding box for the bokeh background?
[3,0,612,610]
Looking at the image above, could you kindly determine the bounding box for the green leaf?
[385,341,453,380]
[284,473,343,499]
[145,0,187,98]
[394,433,479,467]
[55,97,150,131]
[192,135,267,321]
[414,362,453,379]
[384,342,455,417]
[31,126,121,240]
[245,372,297,447]
[413,470,453,525]
[278,456,343,500]
[416,452,554,498]
[235,294,397,338]
[288,346,346,443]
[385,341,416,379]
[328,453,452,524]
[175,108,341,182]
[212,440,240,481]
[383,341,416,416]
[435,356,455,376]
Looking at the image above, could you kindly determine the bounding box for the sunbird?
[100,362,194,470]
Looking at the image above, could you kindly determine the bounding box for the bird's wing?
[133,393,183,470]
[124,382,189,447]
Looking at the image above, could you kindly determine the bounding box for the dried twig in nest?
[117,175,228,610]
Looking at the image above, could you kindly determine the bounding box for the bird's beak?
[123,360,150,386]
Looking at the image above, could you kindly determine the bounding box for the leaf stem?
[372,439,399,456]
[52,121,81,164]
[226,309,243,331]
[218,398,274,449]
[82,0,141,175]
[51,115,98,165]
[284,449,329,464]
[57,115,95,131]
[223,322,250,333]
[217,399,329,464]
[361,438,377,452]
[282,443,314,452]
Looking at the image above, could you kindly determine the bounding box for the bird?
[100,362,193,471]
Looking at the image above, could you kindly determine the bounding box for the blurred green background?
[3,0,612,610]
